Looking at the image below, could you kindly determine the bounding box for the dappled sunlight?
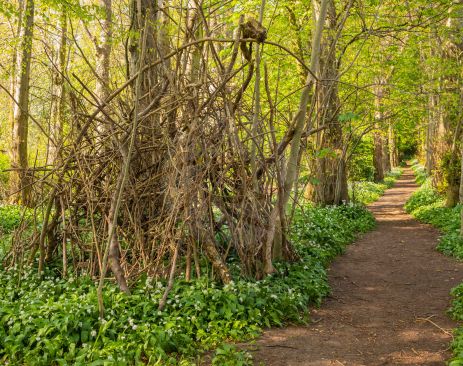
[1,0,462,361]
[251,168,463,365]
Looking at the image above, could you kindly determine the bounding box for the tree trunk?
[48,10,67,165]
[263,0,329,274]
[95,0,112,124]
[382,135,391,173]
[388,123,398,168]
[373,133,384,182]
[446,119,462,207]
[95,0,130,293]
[373,80,385,182]
[425,93,437,175]
[313,0,348,206]
[10,0,34,206]
[8,0,23,157]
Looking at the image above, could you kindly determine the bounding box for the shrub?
[291,203,375,264]
[406,165,463,365]
[0,203,376,365]
[0,205,29,234]
[410,162,427,185]
[404,179,440,213]
[405,180,462,259]
[0,153,9,198]
[449,283,463,366]
[349,167,402,205]
[0,265,324,365]
[0,205,35,258]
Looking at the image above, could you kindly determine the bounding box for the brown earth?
[249,168,463,365]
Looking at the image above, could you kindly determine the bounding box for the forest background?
[0,0,462,364]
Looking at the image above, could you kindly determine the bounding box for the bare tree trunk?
[95,0,112,121]
[446,118,462,207]
[373,80,385,182]
[94,0,130,294]
[128,0,161,91]
[8,0,23,155]
[382,135,391,173]
[425,93,437,174]
[373,133,384,182]
[388,123,398,168]
[107,188,130,294]
[48,10,67,165]
[423,29,440,175]
[263,0,329,274]
[250,0,266,189]
[10,0,34,206]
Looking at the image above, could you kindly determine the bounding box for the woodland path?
[250,168,463,365]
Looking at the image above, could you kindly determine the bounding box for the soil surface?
[250,168,463,365]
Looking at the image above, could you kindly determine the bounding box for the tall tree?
[441,1,463,207]
[263,0,329,274]
[10,0,34,205]
[313,0,351,205]
[373,76,386,182]
[48,10,67,165]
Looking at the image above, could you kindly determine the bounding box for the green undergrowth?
[449,284,463,366]
[0,204,32,233]
[0,153,9,200]
[405,175,463,258]
[349,167,402,204]
[405,164,463,365]
[0,203,376,365]
[409,160,428,185]
[0,204,36,257]
[291,203,376,264]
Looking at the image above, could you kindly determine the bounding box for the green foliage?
[0,267,306,365]
[211,345,252,366]
[448,280,463,365]
[348,139,375,182]
[0,204,376,365]
[0,205,28,234]
[338,112,360,123]
[405,176,463,259]
[384,168,403,188]
[350,181,387,204]
[315,148,336,159]
[0,153,9,198]
[404,179,440,213]
[0,0,16,18]
[0,204,35,257]
[410,162,428,186]
[440,151,462,194]
[291,203,376,265]
[406,166,463,365]
[349,168,402,205]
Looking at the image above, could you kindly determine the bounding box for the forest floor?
[249,168,463,365]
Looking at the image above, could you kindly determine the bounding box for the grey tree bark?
[48,10,67,165]
[373,79,385,182]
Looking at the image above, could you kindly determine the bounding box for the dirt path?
[251,168,463,365]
